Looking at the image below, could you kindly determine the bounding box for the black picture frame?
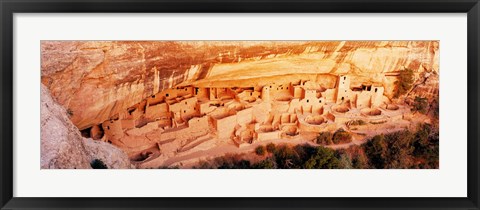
[1,0,479,209]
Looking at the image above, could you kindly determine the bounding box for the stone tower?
[336,75,351,103]
[261,85,272,101]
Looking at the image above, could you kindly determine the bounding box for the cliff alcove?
[41,41,440,169]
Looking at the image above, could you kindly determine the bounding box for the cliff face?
[41,41,439,130]
[41,84,133,169]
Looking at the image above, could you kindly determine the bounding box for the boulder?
[41,84,134,169]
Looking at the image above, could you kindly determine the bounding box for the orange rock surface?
[41,41,439,168]
[41,41,439,130]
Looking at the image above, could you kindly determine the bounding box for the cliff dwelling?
[76,73,427,168]
[40,40,440,169]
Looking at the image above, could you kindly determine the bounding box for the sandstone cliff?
[41,41,439,130]
[41,84,133,169]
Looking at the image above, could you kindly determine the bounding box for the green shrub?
[412,123,439,168]
[90,159,108,169]
[316,132,333,145]
[363,125,439,169]
[412,96,428,114]
[304,159,317,169]
[196,154,252,169]
[394,68,415,98]
[253,158,277,169]
[266,143,276,153]
[346,119,367,126]
[363,134,387,168]
[303,146,341,169]
[158,165,180,169]
[332,129,352,144]
[432,96,439,118]
[193,160,214,169]
[352,154,369,169]
[273,145,301,169]
[255,145,266,156]
[189,125,439,169]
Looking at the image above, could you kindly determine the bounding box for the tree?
[431,96,439,118]
[363,135,387,168]
[253,158,277,169]
[216,157,251,169]
[338,153,353,169]
[304,159,317,169]
[412,96,428,114]
[303,146,340,169]
[412,123,439,169]
[273,145,301,169]
[352,154,369,169]
[316,132,333,145]
[332,129,352,144]
[266,143,276,153]
[383,130,415,168]
[255,145,266,156]
[394,68,415,98]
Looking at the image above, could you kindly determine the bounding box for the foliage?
[316,132,333,145]
[316,129,352,145]
[346,119,367,127]
[363,135,388,168]
[338,153,353,169]
[90,159,108,169]
[332,129,353,144]
[255,145,266,156]
[362,123,438,169]
[273,145,301,169]
[303,146,341,169]
[194,154,251,169]
[193,160,214,169]
[352,154,369,169]
[215,154,251,169]
[394,68,415,98]
[253,158,277,169]
[432,96,439,119]
[266,143,276,153]
[412,123,439,169]
[192,123,438,169]
[412,96,429,114]
[217,159,251,169]
[158,165,180,169]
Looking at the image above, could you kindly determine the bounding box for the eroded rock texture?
[41,41,439,130]
[41,84,133,169]
[82,138,134,169]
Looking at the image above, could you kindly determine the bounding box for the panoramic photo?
[41,41,439,169]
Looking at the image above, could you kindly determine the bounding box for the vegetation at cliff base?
[332,129,353,144]
[316,129,352,145]
[394,68,415,98]
[363,123,438,168]
[316,132,333,145]
[266,143,276,153]
[193,123,438,169]
[346,119,367,127]
[255,145,266,156]
[412,96,429,114]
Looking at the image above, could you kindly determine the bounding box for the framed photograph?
[1,0,479,209]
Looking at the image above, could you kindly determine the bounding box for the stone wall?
[41,41,439,131]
